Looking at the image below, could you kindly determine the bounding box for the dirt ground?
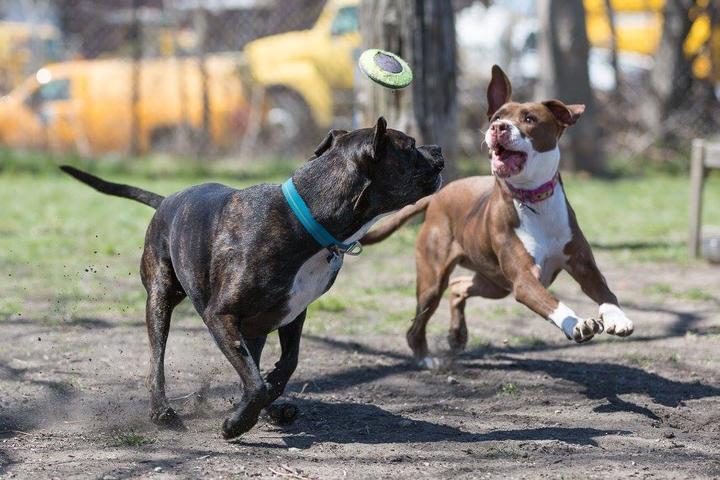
[1,249,719,480]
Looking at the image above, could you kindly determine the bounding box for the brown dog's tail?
[60,165,164,209]
[361,195,432,245]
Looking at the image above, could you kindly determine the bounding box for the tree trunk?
[641,0,695,132]
[358,0,458,179]
[194,7,211,159]
[603,0,621,98]
[129,0,142,156]
[537,0,603,174]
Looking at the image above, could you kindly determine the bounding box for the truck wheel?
[261,89,318,156]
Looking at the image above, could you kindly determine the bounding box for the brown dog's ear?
[543,100,585,127]
[487,65,512,119]
[372,116,387,161]
[312,129,348,159]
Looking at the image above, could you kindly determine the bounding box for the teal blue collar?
[282,179,363,255]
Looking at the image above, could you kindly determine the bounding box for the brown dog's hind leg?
[408,223,460,367]
[141,248,186,429]
[448,274,509,354]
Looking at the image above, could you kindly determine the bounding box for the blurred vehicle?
[586,0,720,83]
[243,0,360,148]
[0,21,63,94]
[0,54,247,155]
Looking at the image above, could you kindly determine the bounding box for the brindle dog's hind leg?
[448,273,509,354]
[202,305,269,440]
[141,246,186,429]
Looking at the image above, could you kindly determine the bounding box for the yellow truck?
[585,0,719,81]
[243,0,717,140]
[0,54,247,155]
[0,21,63,94]
[243,0,360,146]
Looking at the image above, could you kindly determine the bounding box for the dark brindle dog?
[61,118,443,439]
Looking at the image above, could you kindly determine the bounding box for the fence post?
[688,139,705,258]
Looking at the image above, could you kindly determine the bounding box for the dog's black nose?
[424,145,444,172]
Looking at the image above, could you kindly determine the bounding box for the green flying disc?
[359,49,413,89]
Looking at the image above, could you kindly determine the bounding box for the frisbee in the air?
[358,49,413,89]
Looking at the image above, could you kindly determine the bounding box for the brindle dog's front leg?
[203,309,269,439]
[264,311,306,425]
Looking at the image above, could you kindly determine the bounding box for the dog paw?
[567,317,602,343]
[599,304,634,337]
[447,332,468,355]
[418,356,443,370]
[222,406,262,440]
[264,403,299,426]
[150,407,185,430]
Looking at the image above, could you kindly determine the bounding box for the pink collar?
[505,172,560,204]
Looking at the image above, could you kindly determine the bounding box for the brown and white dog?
[361,65,634,367]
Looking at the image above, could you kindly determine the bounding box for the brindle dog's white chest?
[277,251,342,328]
[276,215,387,329]
[513,187,572,286]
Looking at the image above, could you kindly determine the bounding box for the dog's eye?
[524,114,537,124]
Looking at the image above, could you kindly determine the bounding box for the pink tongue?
[492,151,524,176]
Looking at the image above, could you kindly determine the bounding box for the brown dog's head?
[483,65,584,186]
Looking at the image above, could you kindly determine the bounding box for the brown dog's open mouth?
[491,145,527,178]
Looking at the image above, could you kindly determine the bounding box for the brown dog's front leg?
[511,270,602,343]
[565,249,634,337]
[203,310,269,440]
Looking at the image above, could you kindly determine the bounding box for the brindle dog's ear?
[372,117,387,161]
[311,129,348,160]
[487,65,512,119]
[543,100,585,127]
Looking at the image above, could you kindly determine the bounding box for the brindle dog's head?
[483,65,584,187]
[300,117,443,236]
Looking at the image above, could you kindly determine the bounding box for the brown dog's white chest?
[513,186,573,286]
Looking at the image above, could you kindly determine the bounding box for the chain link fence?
[0,0,717,169]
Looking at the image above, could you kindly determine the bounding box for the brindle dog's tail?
[60,165,164,209]
[360,195,432,245]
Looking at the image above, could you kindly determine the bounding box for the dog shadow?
[463,355,720,420]
[234,397,627,449]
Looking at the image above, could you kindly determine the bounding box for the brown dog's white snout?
[488,121,512,146]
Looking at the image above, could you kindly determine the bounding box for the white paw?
[599,303,634,337]
[418,356,443,370]
[549,303,601,343]
[564,316,603,343]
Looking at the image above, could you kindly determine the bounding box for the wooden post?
[688,139,706,258]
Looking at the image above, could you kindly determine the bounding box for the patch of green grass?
[310,296,347,313]
[508,335,547,349]
[625,354,654,369]
[643,283,716,302]
[644,283,673,296]
[498,383,518,395]
[112,431,155,447]
[681,288,716,302]
[484,444,523,459]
